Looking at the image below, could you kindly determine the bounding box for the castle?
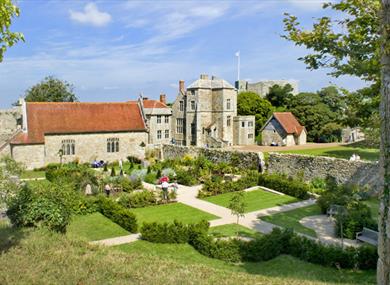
[0,75,255,169]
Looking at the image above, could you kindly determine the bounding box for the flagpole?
[237,51,240,81]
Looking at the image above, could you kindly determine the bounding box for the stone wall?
[11,144,45,170]
[161,144,260,169]
[267,153,380,191]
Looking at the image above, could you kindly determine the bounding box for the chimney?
[160,93,166,105]
[179,80,185,93]
[200,74,208,80]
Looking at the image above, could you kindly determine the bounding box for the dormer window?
[227,99,231,110]
[179,101,184,111]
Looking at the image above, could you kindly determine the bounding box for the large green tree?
[283,0,380,129]
[266,84,294,107]
[237,91,274,136]
[24,76,78,102]
[0,0,24,62]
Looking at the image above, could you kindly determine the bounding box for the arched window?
[107,138,120,153]
[61,139,76,156]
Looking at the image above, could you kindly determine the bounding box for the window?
[164,116,169,124]
[191,90,195,95]
[157,130,162,139]
[176,118,184,133]
[165,129,169,139]
[191,101,195,110]
[248,121,253,127]
[179,101,184,111]
[61,139,75,155]
[241,121,245,128]
[248,133,254,139]
[226,99,231,110]
[107,138,119,153]
[227,116,231,127]
[157,115,161,124]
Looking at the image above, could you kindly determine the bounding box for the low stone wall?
[161,144,261,169]
[267,153,381,191]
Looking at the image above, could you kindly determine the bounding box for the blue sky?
[0,0,367,108]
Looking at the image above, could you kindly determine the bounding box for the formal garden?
[0,151,380,284]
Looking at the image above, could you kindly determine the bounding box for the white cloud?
[69,3,111,27]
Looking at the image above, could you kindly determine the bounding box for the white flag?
[235,51,240,57]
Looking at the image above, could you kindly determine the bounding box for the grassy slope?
[20,170,46,179]
[0,224,375,284]
[209,223,260,238]
[67,213,129,241]
[117,240,375,285]
[129,202,218,226]
[261,204,322,237]
[364,198,379,217]
[203,190,298,213]
[277,146,379,161]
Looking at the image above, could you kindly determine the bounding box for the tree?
[0,0,24,62]
[266,84,294,107]
[283,0,380,130]
[378,0,390,283]
[24,76,78,102]
[288,92,337,142]
[228,191,246,228]
[0,156,24,204]
[237,91,274,136]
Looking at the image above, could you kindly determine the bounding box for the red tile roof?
[142,99,168,109]
[11,102,146,145]
[273,112,305,135]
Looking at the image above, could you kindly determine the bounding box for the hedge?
[257,173,310,199]
[96,196,138,233]
[140,221,377,270]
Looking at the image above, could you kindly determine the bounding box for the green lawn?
[67,212,129,241]
[20,170,46,179]
[261,204,322,237]
[209,224,260,238]
[129,202,218,226]
[203,189,299,213]
[116,241,375,285]
[277,146,379,161]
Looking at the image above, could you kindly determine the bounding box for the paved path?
[90,233,141,246]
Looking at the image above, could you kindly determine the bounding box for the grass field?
[209,224,260,238]
[364,198,380,219]
[277,146,379,161]
[129,202,218,226]
[67,213,129,241]
[203,190,299,213]
[0,224,376,284]
[117,240,376,285]
[261,204,322,237]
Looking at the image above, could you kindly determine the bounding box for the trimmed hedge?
[140,221,377,270]
[96,196,138,233]
[117,190,157,209]
[258,173,310,199]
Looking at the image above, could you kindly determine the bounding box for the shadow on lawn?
[0,220,26,253]
[241,255,376,284]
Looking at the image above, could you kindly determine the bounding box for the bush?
[356,245,378,270]
[117,191,157,208]
[96,196,138,233]
[127,156,141,164]
[257,173,310,199]
[46,163,98,192]
[198,170,259,198]
[175,168,198,186]
[141,220,209,244]
[335,201,374,239]
[105,176,142,193]
[6,182,75,232]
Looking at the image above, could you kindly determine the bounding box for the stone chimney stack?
[160,93,166,105]
[200,74,208,80]
[179,80,185,93]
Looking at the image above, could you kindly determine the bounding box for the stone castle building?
[171,74,255,147]
[260,112,306,146]
[236,79,299,97]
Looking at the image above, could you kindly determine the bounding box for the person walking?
[104,184,111,197]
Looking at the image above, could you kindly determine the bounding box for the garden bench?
[326,205,338,217]
[356,227,378,246]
